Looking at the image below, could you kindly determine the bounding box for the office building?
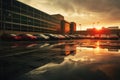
[0,0,62,34]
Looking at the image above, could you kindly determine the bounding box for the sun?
[95,27,101,31]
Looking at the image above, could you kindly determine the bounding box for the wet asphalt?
[0,40,120,80]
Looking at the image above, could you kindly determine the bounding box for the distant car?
[79,35,86,39]
[18,34,37,41]
[69,35,77,39]
[57,34,66,40]
[75,34,83,39]
[33,34,49,40]
[0,33,21,41]
[108,34,119,40]
[94,34,100,39]
[63,35,71,40]
[100,34,108,39]
[86,35,91,39]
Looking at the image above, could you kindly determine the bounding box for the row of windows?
[3,0,48,17]
[0,22,57,33]
[2,10,58,29]
[2,8,60,24]
[1,0,60,24]
[2,0,44,15]
[3,18,56,29]
[1,0,61,34]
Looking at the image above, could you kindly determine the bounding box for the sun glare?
[96,27,101,31]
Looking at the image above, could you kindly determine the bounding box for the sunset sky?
[18,0,120,30]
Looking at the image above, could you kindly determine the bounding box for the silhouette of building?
[75,27,120,37]
[108,26,119,30]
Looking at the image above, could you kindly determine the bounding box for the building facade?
[61,20,70,34]
[70,22,76,34]
[0,0,62,34]
[52,14,64,21]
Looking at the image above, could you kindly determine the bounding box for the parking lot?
[0,40,120,80]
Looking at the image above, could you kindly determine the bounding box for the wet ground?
[0,40,120,80]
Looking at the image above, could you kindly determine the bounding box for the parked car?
[44,34,59,40]
[63,35,71,40]
[33,34,49,40]
[57,34,66,40]
[100,34,108,39]
[94,34,100,39]
[74,34,83,39]
[79,35,86,39]
[108,34,119,40]
[18,34,37,41]
[0,33,21,41]
[69,35,77,39]
[85,35,91,39]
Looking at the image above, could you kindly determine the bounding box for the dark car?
[33,34,49,40]
[69,35,77,39]
[18,34,37,41]
[57,34,66,40]
[44,34,59,40]
[0,33,21,41]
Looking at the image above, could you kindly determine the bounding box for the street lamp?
[79,24,81,30]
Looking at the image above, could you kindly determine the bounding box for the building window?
[5,23,12,30]
[21,9,27,15]
[0,0,1,7]
[0,22,2,30]
[13,0,20,8]
[21,15,27,24]
[28,26,33,32]
[4,11,12,22]
[27,6,33,16]
[12,24,20,31]
[21,25,28,31]
[13,6,20,13]
[12,13,20,23]
[28,17,33,25]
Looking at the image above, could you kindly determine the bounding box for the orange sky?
[18,0,120,30]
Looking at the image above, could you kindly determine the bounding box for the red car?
[0,33,21,41]
[18,34,37,41]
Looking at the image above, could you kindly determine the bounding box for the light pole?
[79,24,81,31]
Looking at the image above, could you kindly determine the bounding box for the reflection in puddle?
[64,44,76,56]
[1,40,120,80]
[14,40,120,80]
[39,43,50,48]
[23,56,120,80]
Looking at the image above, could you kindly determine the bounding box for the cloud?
[18,0,120,26]
[51,0,120,21]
